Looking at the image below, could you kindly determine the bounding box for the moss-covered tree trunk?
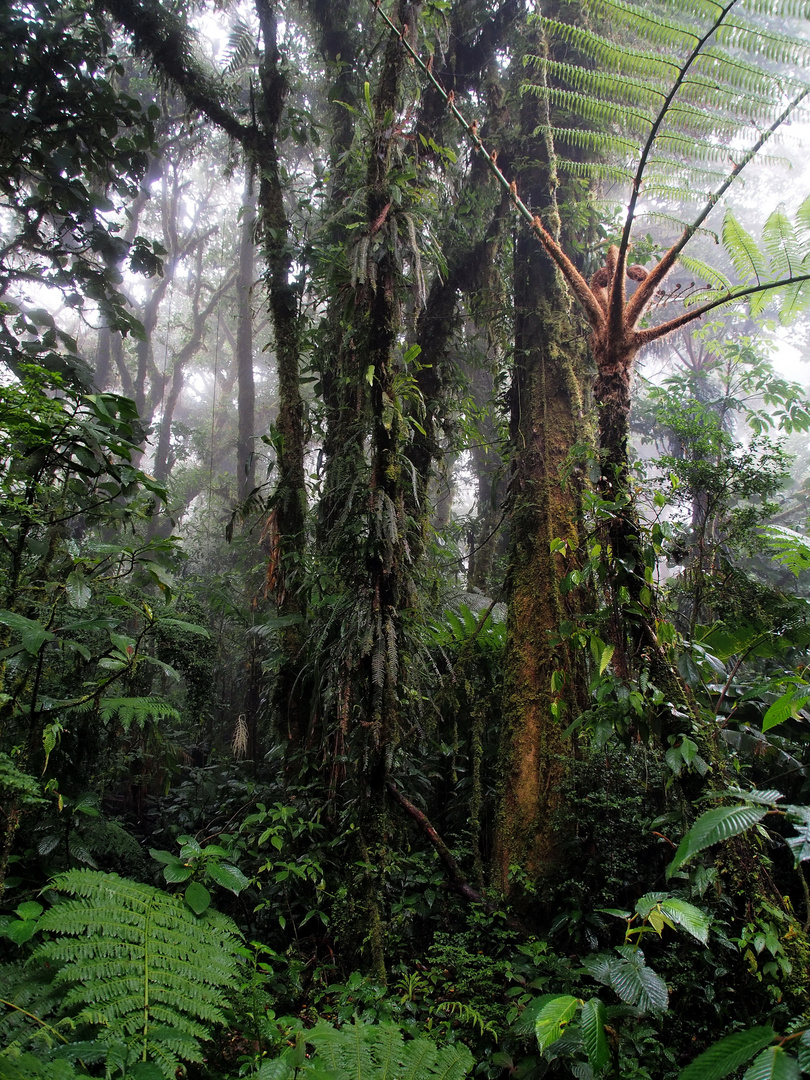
[494,38,589,896]
[255,0,308,744]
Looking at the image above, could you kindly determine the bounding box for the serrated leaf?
[743,1046,800,1080]
[763,689,810,732]
[679,1026,776,1080]
[667,805,768,878]
[598,644,614,675]
[609,948,668,1014]
[535,995,580,1052]
[581,998,609,1073]
[659,898,712,944]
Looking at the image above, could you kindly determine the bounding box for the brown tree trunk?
[493,34,590,895]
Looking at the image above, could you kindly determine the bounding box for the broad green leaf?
[797,1030,810,1072]
[598,644,614,675]
[535,995,579,1052]
[15,901,43,920]
[207,861,250,895]
[609,947,668,1014]
[785,824,810,865]
[257,1062,294,1080]
[162,862,193,884]
[581,997,609,1073]
[65,570,91,609]
[659,898,712,944]
[6,918,38,945]
[743,1046,800,1080]
[149,848,183,866]
[762,689,810,732]
[667,805,768,878]
[0,610,54,655]
[679,1026,776,1080]
[157,618,210,637]
[184,881,211,915]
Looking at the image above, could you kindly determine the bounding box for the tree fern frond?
[634,210,716,239]
[762,205,800,279]
[549,127,641,158]
[676,254,733,292]
[723,211,769,285]
[556,160,635,185]
[714,18,810,67]
[640,183,708,205]
[34,871,242,1080]
[692,47,803,97]
[543,88,654,137]
[587,0,706,53]
[530,60,668,109]
[532,17,680,80]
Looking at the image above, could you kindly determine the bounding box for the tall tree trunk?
[494,34,589,896]
[255,0,308,743]
[236,166,257,502]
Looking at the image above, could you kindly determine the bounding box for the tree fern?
[256,1018,475,1080]
[525,0,810,246]
[30,870,242,1080]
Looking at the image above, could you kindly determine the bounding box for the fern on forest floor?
[257,1017,475,1080]
[0,869,242,1080]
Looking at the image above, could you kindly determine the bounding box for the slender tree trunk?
[255,0,308,743]
[236,166,257,502]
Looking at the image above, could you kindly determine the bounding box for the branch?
[386,781,486,905]
[634,271,810,346]
[99,0,254,147]
[626,84,810,326]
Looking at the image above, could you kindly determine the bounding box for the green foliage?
[526,0,809,213]
[29,869,242,1079]
[667,787,810,878]
[256,1017,474,1080]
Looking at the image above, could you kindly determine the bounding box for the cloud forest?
[5,0,810,1077]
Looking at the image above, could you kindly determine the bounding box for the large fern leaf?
[527,0,810,220]
[257,1018,474,1079]
[33,870,242,1080]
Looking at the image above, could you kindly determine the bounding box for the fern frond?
[34,871,242,1080]
[263,1018,475,1079]
[556,160,635,185]
[550,127,640,158]
[723,211,769,285]
[223,16,257,74]
[762,206,800,279]
[74,696,181,731]
[532,17,680,81]
[676,254,733,292]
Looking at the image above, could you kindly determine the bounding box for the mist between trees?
[7,1,810,1078]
